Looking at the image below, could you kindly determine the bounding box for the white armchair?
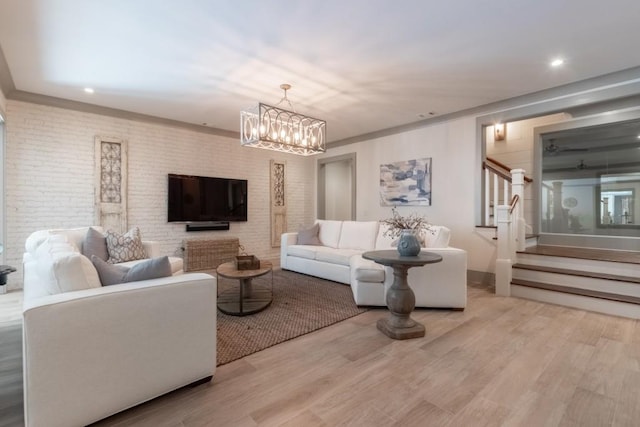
[22,227,217,427]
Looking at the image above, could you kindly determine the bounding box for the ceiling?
[1,0,640,144]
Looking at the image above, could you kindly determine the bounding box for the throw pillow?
[297,223,322,245]
[91,255,130,286]
[92,255,172,286]
[124,256,172,283]
[82,227,109,261]
[37,249,101,295]
[105,227,147,264]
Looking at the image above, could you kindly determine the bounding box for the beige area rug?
[216,269,369,366]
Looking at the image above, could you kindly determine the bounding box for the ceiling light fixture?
[240,84,326,156]
[84,87,94,94]
[550,58,564,67]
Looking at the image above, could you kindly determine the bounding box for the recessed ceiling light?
[550,58,564,67]
[84,87,94,94]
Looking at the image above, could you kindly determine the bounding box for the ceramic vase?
[397,229,421,256]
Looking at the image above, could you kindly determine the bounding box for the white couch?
[281,220,467,309]
[22,226,217,427]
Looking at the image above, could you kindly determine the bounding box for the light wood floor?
[2,284,640,427]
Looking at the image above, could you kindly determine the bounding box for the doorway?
[317,153,356,220]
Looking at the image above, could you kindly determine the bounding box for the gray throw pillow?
[124,256,172,283]
[297,223,322,245]
[82,227,109,261]
[92,255,172,286]
[91,255,129,286]
[105,227,147,264]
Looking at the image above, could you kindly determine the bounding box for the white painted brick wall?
[5,100,315,289]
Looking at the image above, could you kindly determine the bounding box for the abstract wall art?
[380,157,432,206]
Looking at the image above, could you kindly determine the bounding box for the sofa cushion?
[25,230,53,256]
[92,255,172,286]
[351,256,385,282]
[425,225,451,248]
[287,245,318,260]
[317,220,342,248]
[314,247,361,266]
[105,227,147,264]
[82,227,109,261]
[338,221,378,251]
[34,237,101,294]
[25,227,105,257]
[297,223,322,245]
[375,223,396,249]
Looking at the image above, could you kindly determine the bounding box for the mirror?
[540,118,640,237]
[596,173,639,228]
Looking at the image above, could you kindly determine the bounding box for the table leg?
[377,264,425,339]
[240,278,253,298]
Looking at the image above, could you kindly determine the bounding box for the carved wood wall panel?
[95,136,128,232]
[270,160,286,247]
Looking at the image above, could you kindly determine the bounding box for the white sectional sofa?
[22,226,217,427]
[281,220,467,309]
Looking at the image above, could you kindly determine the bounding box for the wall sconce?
[494,123,506,141]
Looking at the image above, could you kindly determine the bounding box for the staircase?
[484,163,640,319]
[511,244,640,318]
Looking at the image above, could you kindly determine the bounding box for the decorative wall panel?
[270,160,286,247]
[95,136,128,232]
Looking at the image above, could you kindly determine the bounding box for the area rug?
[216,269,368,366]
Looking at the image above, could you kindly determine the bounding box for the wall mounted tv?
[167,174,248,223]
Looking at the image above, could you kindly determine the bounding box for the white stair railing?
[495,195,521,296]
[482,159,530,296]
[483,163,511,226]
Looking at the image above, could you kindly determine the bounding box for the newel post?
[511,168,526,252]
[495,205,512,296]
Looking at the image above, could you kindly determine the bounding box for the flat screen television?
[167,174,248,222]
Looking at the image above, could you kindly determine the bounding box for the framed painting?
[380,157,432,206]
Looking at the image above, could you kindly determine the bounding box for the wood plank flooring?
[2,283,640,426]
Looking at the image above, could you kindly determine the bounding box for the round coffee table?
[216,261,273,316]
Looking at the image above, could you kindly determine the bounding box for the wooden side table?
[362,250,442,339]
[216,261,273,316]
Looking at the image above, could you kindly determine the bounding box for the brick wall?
[5,100,315,289]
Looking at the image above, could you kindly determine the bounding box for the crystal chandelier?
[240,84,326,156]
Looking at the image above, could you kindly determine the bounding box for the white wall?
[5,100,315,289]
[324,159,352,220]
[319,116,498,273]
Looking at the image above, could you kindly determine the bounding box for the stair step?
[512,263,640,284]
[511,279,640,305]
[519,245,640,265]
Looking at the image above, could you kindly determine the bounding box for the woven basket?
[182,238,239,271]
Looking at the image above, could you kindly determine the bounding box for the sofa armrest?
[142,240,160,258]
[23,273,217,427]
[280,232,299,269]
